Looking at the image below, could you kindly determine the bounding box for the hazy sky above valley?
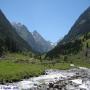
[0,0,90,43]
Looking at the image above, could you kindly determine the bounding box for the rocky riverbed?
[0,67,90,90]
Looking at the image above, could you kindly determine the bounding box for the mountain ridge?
[60,7,90,44]
[46,6,90,59]
[0,9,32,53]
[12,23,53,53]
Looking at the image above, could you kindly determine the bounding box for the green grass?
[0,53,71,83]
[49,63,70,70]
[0,61,44,83]
[58,53,90,68]
[0,61,71,83]
[0,52,89,83]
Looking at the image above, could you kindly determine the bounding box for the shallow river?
[0,67,90,90]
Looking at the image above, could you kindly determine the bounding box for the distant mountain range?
[0,9,53,54]
[12,23,53,53]
[1,6,90,57]
[46,7,90,58]
[32,30,53,53]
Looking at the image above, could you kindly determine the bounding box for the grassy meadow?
[0,52,89,83]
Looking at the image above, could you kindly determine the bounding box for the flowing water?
[0,67,90,90]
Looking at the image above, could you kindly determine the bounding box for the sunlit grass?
[0,52,89,83]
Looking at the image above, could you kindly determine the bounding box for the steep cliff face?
[0,10,32,52]
[60,7,90,44]
[12,23,37,51]
[13,23,53,53]
[46,7,90,58]
[33,30,53,53]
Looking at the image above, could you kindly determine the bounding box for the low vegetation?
[0,32,89,84]
[0,50,90,84]
[0,53,70,83]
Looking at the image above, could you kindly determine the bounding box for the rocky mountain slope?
[0,10,32,54]
[12,23,37,52]
[33,30,53,53]
[13,23,53,53]
[60,7,90,44]
[46,7,90,59]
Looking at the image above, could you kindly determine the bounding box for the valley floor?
[0,53,90,90]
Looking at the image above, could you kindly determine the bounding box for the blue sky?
[0,0,90,42]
